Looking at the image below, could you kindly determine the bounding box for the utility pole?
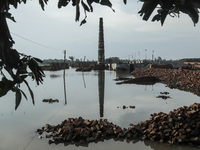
[64,50,66,68]
[152,50,154,63]
[138,51,140,62]
[145,49,147,60]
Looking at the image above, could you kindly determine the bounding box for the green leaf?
[58,0,70,8]
[24,80,35,105]
[181,5,199,25]
[75,0,80,21]
[20,75,28,80]
[21,0,27,4]
[0,79,14,98]
[100,0,114,11]
[33,57,43,63]
[138,0,158,21]
[19,89,28,100]
[100,0,112,7]
[87,0,93,12]
[80,19,87,26]
[72,0,76,6]
[39,0,45,10]
[81,0,90,12]
[4,12,16,22]
[152,14,161,22]
[161,10,168,26]
[15,88,22,110]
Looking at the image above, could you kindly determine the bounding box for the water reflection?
[98,70,105,118]
[50,135,198,150]
[50,74,60,78]
[82,72,86,88]
[63,69,67,105]
[1,69,200,150]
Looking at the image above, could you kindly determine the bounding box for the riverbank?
[131,67,200,96]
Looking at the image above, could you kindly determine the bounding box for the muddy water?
[0,68,200,150]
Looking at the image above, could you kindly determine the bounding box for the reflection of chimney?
[98,18,105,65]
[98,70,105,118]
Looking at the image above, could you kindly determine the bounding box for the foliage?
[177,58,200,63]
[0,0,46,110]
[57,0,200,26]
[69,56,75,62]
[105,57,121,63]
[138,0,200,26]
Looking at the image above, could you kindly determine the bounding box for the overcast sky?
[7,0,200,61]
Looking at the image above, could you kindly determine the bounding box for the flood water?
[1,68,200,150]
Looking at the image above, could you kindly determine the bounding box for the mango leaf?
[21,0,27,4]
[4,12,16,22]
[24,80,35,105]
[33,57,43,63]
[100,0,112,7]
[72,0,76,6]
[80,19,87,26]
[180,5,199,26]
[19,89,28,101]
[75,0,80,21]
[39,0,48,10]
[138,0,158,21]
[15,88,22,110]
[152,14,161,21]
[81,0,90,12]
[87,0,93,12]
[58,0,70,8]
[100,0,115,12]
[161,10,168,26]
[0,79,14,98]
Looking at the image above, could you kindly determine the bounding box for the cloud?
[6,0,200,60]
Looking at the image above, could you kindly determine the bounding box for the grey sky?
[7,0,200,61]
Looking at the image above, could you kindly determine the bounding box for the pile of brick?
[36,117,127,144]
[131,68,200,96]
[36,103,200,146]
[132,103,200,145]
[150,64,173,69]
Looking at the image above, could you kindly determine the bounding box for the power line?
[11,32,61,51]
[11,32,83,59]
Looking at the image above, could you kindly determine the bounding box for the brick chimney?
[98,18,105,65]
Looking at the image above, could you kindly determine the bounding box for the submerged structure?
[98,18,105,65]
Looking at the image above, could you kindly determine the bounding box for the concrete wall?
[111,63,130,71]
[172,63,186,69]
[110,63,146,71]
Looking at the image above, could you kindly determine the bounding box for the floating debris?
[116,76,160,85]
[113,77,132,81]
[156,95,171,100]
[129,106,136,109]
[117,105,135,109]
[42,99,59,103]
[160,92,169,95]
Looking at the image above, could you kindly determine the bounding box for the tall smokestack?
[98,18,105,65]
